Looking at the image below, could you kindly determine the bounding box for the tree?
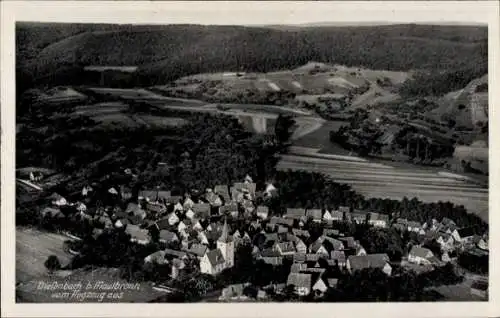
[44,255,62,271]
[274,114,295,146]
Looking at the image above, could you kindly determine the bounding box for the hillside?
[17,22,487,93]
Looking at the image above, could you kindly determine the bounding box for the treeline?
[399,49,487,98]
[267,170,487,234]
[17,23,487,93]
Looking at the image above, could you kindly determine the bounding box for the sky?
[8,1,494,26]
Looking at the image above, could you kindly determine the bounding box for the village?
[29,166,489,302]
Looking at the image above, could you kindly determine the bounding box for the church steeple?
[218,217,233,243]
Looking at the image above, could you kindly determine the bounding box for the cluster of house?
[38,172,489,300]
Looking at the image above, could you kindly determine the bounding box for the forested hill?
[17,22,487,92]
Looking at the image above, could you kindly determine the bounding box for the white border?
[1,1,499,317]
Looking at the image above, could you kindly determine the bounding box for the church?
[200,219,234,275]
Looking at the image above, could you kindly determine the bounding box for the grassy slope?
[17,23,487,90]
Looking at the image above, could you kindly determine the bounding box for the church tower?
[217,218,234,269]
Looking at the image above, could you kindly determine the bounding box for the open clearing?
[278,151,488,221]
[292,120,349,153]
[16,227,73,283]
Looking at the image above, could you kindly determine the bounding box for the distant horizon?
[8,1,493,27]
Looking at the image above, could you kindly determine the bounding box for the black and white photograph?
[3,1,497,311]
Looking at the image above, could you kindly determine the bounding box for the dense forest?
[17,23,487,95]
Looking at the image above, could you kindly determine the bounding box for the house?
[368,212,389,228]
[330,250,347,268]
[166,195,183,206]
[323,210,333,221]
[338,206,350,214]
[306,254,321,262]
[157,190,171,203]
[408,246,435,265]
[49,193,67,206]
[436,232,455,251]
[339,237,357,249]
[192,219,204,232]
[185,208,195,219]
[256,206,269,220]
[120,186,133,200]
[324,237,344,251]
[287,273,312,296]
[241,199,255,214]
[41,207,64,219]
[167,212,180,226]
[259,249,283,265]
[264,183,277,197]
[277,225,288,234]
[327,278,339,289]
[108,187,119,195]
[351,210,368,224]
[220,284,247,301]
[355,245,367,256]
[452,227,476,244]
[476,237,488,251]
[139,190,158,202]
[198,231,210,245]
[220,203,239,218]
[347,254,392,276]
[30,171,44,182]
[214,185,231,203]
[470,280,488,298]
[192,203,211,219]
[144,251,167,264]
[330,210,344,221]
[206,189,223,207]
[125,224,150,245]
[126,203,147,220]
[291,263,308,273]
[200,249,226,275]
[285,208,306,220]
[273,242,296,256]
[183,243,208,259]
[164,248,188,260]
[81,185,93,197]
[407,221,423,233]
[306,209,322,222]
[159,230,179,244]
[173,202,184,212]
[324,229,340,237]
[233,181,256,198]
[183,197,195,210]
[312,275,328,294]
[292,228,310,239]
[295,238,308,254]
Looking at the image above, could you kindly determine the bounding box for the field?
[278,150,488,221]
[291,120,349,154]
[16,227,73,283]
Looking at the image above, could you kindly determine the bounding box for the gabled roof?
[157,190,171,201]
[286,208,306,219]
[330,250,346,262]
[256,205,269,215]
[192,203,211,216]
[184,243,208,257]
[327,278,339,288]
[338,206,350,213]
[164,248,187,259]
[125,224,149,241]
[368,212,389,222]
[139,190,158,200]
[292,228,310,238]
[287,273,312,289]
[126,203,146,216]
[294,253,306,263]
[347,254,389,271]
[339,236,357,249]
[219,203,238,214]
[306,209,322,220]
[166,196,183,204]
[275,242,296,253]
[145,202,165,214]
[159,230,178,242]
[324,229,340,237]
[156,218,171,230]
[409,246,433,259]
[291,263,308,273]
